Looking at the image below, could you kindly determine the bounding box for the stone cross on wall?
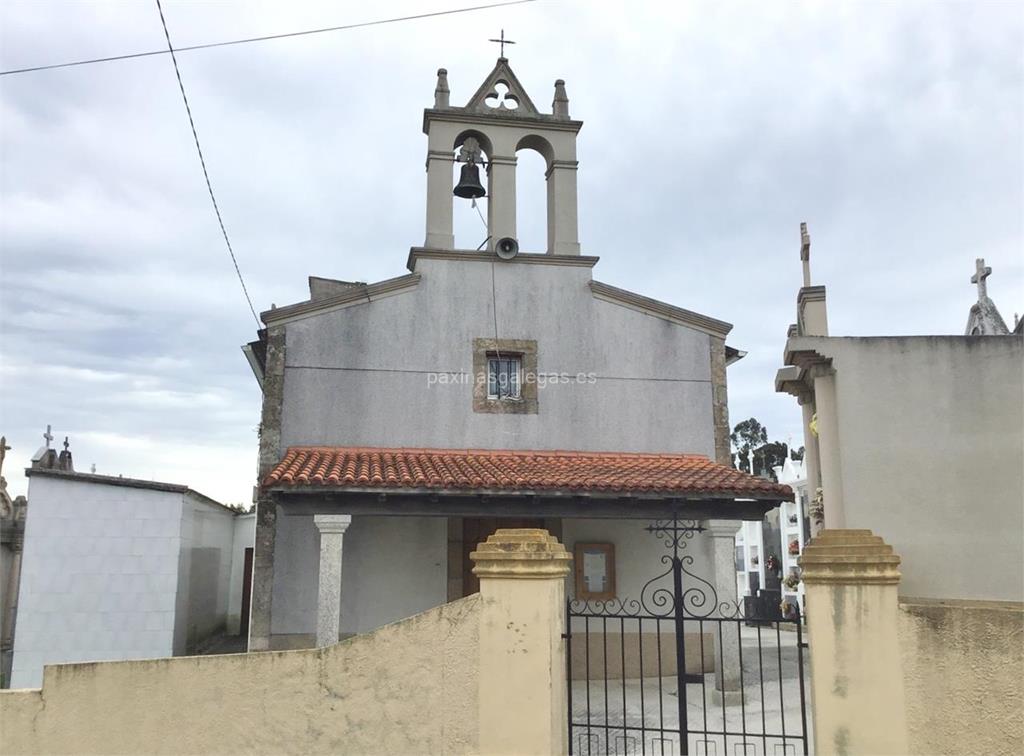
[971,258,992,301]
[43,425,53,449]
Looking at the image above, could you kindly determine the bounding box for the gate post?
[800,529,909,755]
[471,529,572,756]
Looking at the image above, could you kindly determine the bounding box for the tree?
[730,418,803,480]
[731,417,768,473]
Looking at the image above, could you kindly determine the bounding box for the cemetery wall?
[0,594,481,755]
[10,475,184,688]
[813,336,1023,601]
[899,596,1023,756]
[173,494,236,654]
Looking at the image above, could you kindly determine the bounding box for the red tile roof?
[264,447,792,500]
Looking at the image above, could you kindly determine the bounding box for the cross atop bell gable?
[422,58,583,256]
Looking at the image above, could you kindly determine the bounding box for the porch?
[253,447,792,652]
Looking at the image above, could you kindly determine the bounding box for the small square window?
[487,354,522,400]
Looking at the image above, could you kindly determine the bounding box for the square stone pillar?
[424,151,455,249]
[706,519,742,692]
[486,156,516,250]
[546,160,580,255]
[470,529,572,756]
[314,514,351,648]
[811,367,846,529]
[800,529,909,755]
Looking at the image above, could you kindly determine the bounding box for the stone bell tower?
[422,56,583,255]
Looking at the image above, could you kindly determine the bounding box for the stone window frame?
[472,338,538,414]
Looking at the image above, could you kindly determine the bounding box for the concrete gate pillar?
[800,529,909,755]
[706,519,742,692]
[470,528,572,756]
[314,514,351,648]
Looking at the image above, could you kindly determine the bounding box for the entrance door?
[462,518,544,596]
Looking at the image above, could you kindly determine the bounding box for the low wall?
[0,595,480,755]
[899,597,1023,756]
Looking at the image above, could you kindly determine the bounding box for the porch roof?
[264,446,792,502]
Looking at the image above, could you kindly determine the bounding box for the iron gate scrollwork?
[566,517,810,755]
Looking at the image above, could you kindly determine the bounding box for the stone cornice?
[589,281,733,338]
[261,273,421,325]
[470,528,572,579]
[423,107,584,135]
[797,285,827,304]
[799,529,902,585]
[406,247,599,271]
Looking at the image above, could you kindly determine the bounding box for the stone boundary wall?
[0,595,480,755]
[899,596,1023,756]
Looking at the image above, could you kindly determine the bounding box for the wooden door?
[240,547,254,637]
[462,517,544,596]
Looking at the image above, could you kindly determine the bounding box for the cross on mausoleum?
[43,424,53,449]
[0,436,10,477]
[489,29,515,58]
[971,258,992,300]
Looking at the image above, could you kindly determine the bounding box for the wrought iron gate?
[566,519,810,755]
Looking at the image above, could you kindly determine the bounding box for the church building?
[244,56,791,652]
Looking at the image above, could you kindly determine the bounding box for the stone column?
[800,529,909,755]
[706,519,742,692]
[799,396,824,535]
[470,528,572,755]
[486,155,517,250]
[425,150,455,249]
[546,160,580,255]
[314,514,352,648]
[812,367,846,529]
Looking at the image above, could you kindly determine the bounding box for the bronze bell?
[454,163,486,199]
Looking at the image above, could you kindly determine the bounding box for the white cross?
[43,424,53,449]
[971,258,992,300]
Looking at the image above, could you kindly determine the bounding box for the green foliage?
[730,418,802,481]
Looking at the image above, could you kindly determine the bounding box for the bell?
[454,163,486,199]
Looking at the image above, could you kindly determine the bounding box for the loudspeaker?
[495,237,519,260]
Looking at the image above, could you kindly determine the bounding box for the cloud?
[1,0,1020,502]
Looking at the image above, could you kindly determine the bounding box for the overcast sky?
[1,0,1021,504]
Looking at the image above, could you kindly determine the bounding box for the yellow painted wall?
[0,595,480,755]
[899,597,1023,756]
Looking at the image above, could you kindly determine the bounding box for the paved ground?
[194,633,247,656]
[570,624,813,755]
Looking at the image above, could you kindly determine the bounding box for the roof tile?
[263,447,792,500]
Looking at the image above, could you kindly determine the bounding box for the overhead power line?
[155,0,260,326]
[1,0,539,77]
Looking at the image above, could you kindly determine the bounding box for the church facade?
[244,58,790,651]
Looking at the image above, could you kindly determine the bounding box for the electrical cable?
[2,1,539,76]
[155,0,260,326]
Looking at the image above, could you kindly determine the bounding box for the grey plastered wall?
[821,336,1024,601]
[278,257,717,455]
[271,515,446,638]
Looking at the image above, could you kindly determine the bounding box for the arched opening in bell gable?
[516,134,555,254]
[452,130,492,251]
